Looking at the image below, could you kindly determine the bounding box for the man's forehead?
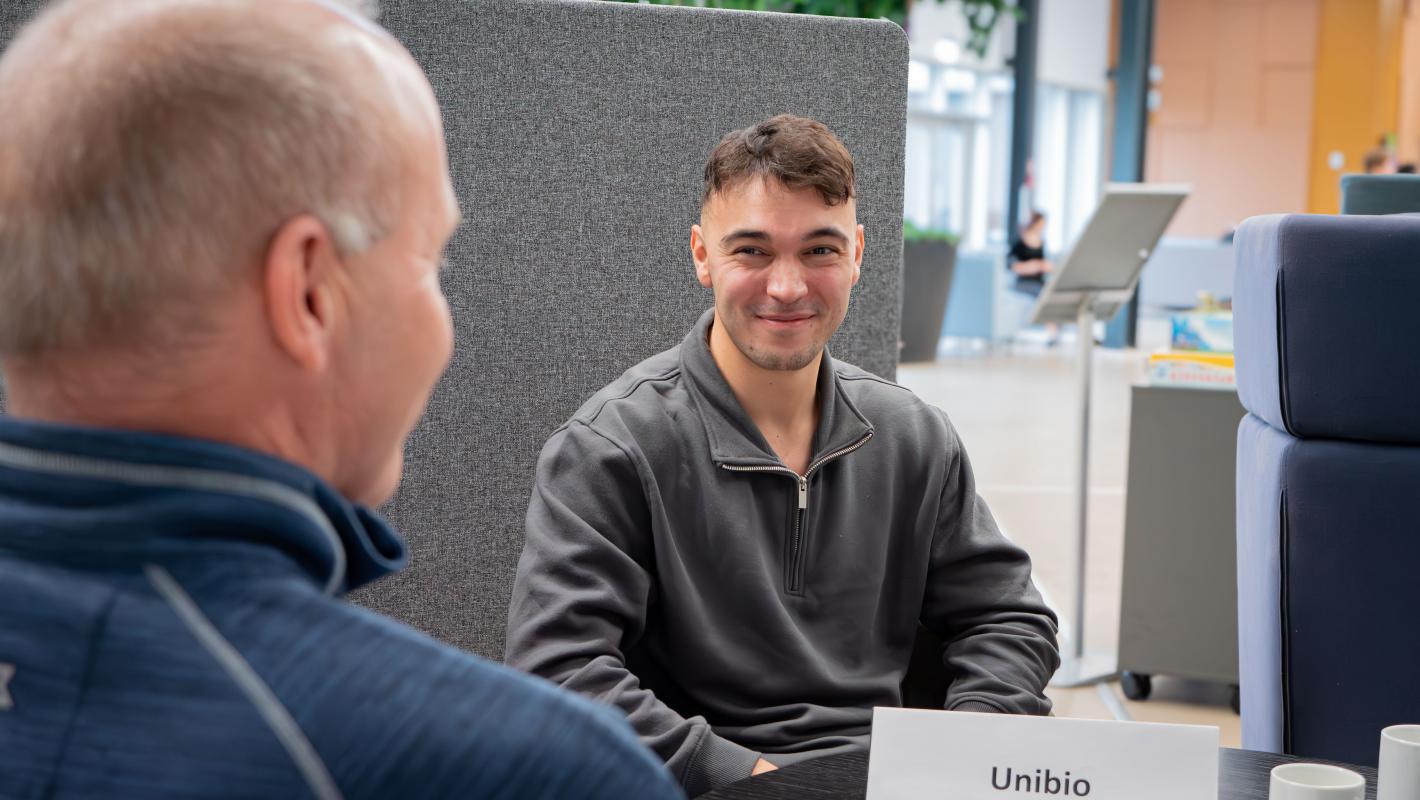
[702,177,857,228]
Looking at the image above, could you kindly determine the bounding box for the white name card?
[866,707,1219,800]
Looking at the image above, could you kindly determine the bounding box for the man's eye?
[807,246,837,256]
[735,247,766,256]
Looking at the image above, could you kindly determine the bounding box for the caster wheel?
[1120,671,1153,701]
[1229,684,1241,715]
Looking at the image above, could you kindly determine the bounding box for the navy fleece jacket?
[0,417,681,800]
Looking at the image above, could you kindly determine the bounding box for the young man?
[0,1,680,797]
[505,114,1061,796]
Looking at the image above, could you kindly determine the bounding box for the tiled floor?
[897,325,1240,746]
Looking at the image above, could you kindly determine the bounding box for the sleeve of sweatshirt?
[921,411,1061,716]
[504,420,762,796]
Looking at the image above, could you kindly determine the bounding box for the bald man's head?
[0,0,436,355]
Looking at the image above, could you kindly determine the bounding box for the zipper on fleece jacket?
[720,431,873,594]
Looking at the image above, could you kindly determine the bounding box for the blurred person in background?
[1008,210,1059,342]
[1363,135,1397,174]
[1007,210,1054,298]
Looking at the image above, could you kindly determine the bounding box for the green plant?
[902,219,959,244]
[638,0,904,23]
[610,0,1024,58]
[957,0,1025,58]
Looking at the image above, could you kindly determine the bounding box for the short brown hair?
[702,114,856,207]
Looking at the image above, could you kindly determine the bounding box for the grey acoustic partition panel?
[368,0,907,659]
[0,0,909,660]
[0,1,41,413]
[0,3,38,89]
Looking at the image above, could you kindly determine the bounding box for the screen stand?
[1024,184,1190,689]
[1050,299,1119,688]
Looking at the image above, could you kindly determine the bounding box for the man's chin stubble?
[742,343,822,372]
[722,315,825,372]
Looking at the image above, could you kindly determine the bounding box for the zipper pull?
[797,476,808,510]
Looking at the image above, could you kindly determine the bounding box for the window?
[1030,84,1106,252]
[904,60,1012,251]
[906,60,1107,260]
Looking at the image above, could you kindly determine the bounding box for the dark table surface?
[700,748,1378,800]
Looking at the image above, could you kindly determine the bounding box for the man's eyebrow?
[803,227,850,244]
[720,229,770,246]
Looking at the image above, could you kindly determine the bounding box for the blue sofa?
[1234,211,1420,766]
[1339,173,1420,215]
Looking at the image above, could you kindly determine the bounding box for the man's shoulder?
[553,342,696,455]
[830,357,954,440]
[203,583,593,741]
[280,594,560,705]
[264,598,680,798]
[830,357,914,397]
[569,343,685,425]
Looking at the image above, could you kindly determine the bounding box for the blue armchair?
[1339,173,1420,215]
[1233,212,1420,766]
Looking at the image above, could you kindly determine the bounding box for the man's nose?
[765,257,809,304]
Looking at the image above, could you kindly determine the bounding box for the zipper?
[720,430,874,594]
[804,431,875,479]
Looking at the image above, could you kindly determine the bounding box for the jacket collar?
[679,308,873,469]
[0,415,405,595]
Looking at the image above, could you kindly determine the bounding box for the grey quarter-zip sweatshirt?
[505,309,1059,797]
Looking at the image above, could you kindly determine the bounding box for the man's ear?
[691,223,713,289]
[852,223,865,286]
[263,214,342,372]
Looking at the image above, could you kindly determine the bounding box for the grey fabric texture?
[0,0,907,660]
[356,0,907,657]
[0,2,43,71]
[1,3,43,413]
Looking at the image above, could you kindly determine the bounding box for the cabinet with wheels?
[1117,385,1243,711]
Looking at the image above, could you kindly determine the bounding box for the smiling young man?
[504,115,1060,797]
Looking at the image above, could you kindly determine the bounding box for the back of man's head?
[0,0,459,506]
[0,0,399,356]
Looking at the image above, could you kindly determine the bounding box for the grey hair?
[334,0,382,17]
[0,0,403,355]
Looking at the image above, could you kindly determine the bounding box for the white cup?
[1269,763,1366,800]
[1378,724,1420,800]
